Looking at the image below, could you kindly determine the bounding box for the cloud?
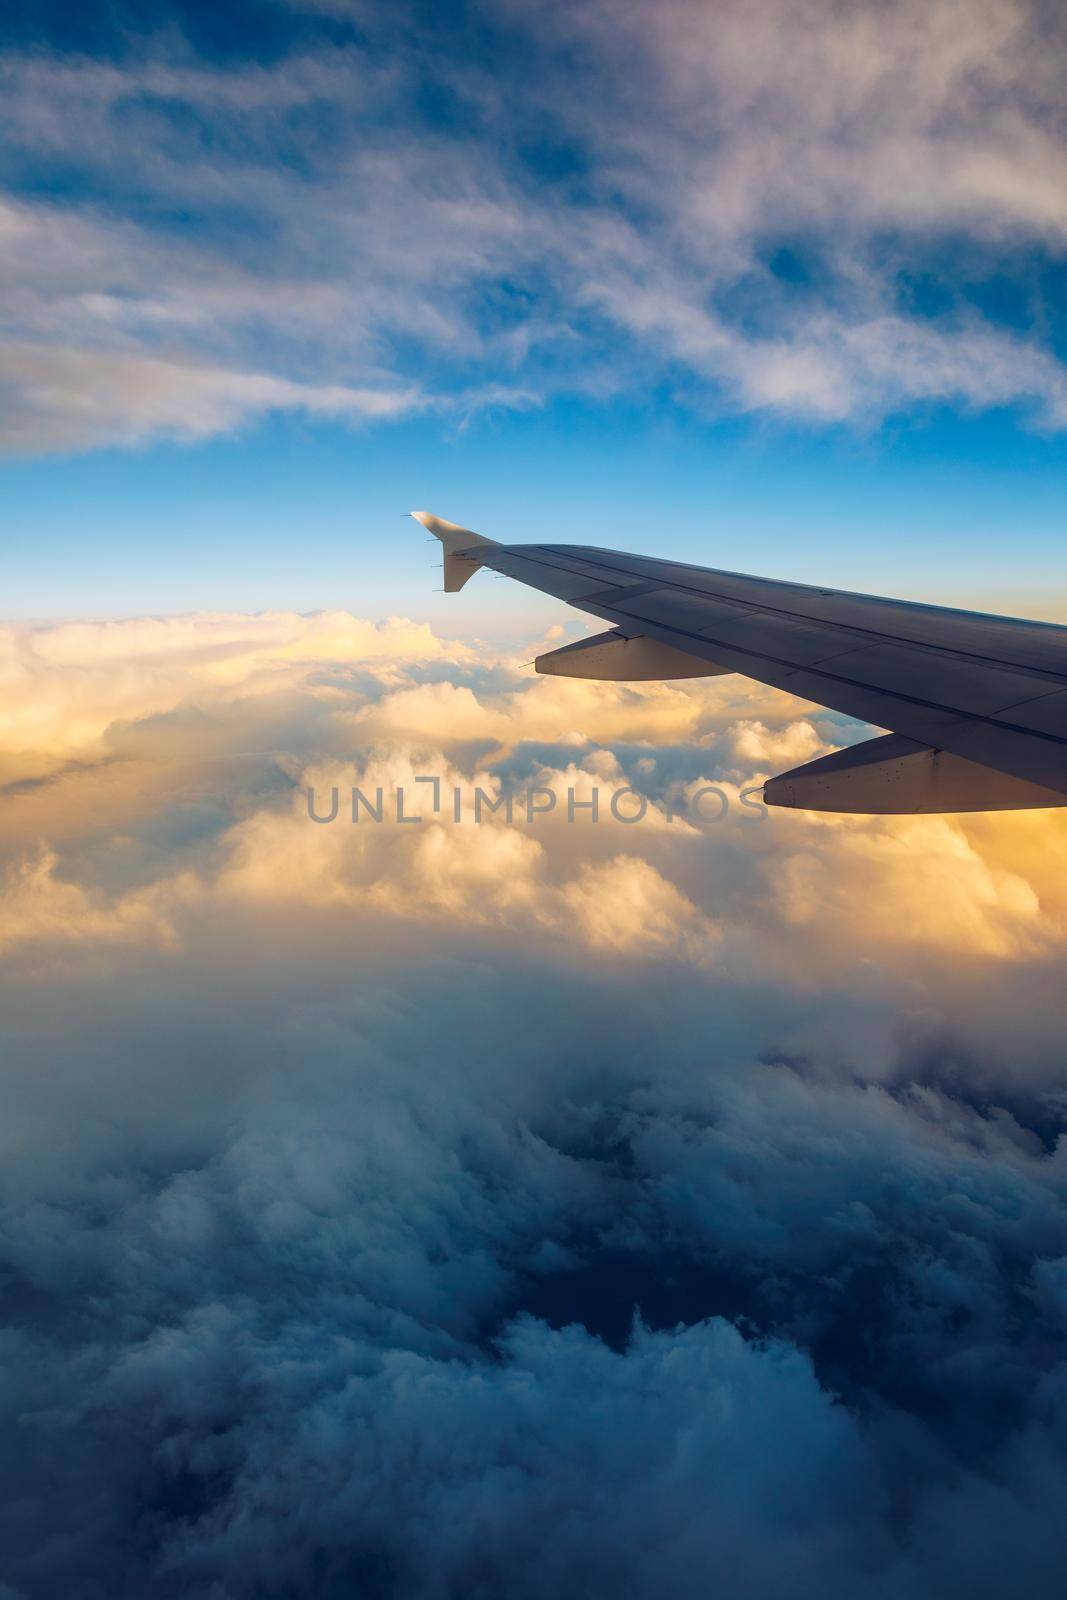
[0,844,187,953]
[3,619,1067,1594]
[0,341,423,455]
[3,0,1067,451]
[0,609,455,778]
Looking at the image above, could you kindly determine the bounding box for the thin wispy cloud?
[3,0,1067,452]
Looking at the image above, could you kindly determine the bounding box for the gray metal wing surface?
[413,512,1067,812]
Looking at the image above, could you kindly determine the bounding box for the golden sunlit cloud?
[3,608,1066,994]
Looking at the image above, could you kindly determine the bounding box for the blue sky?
[4,0,1067,623]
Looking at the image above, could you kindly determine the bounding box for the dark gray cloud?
[3,923,1067,1598]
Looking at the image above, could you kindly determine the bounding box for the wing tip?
[411,510,497,592]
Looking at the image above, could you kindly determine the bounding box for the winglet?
[411,510,498,593]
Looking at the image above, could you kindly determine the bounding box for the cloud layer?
[4,0,1067,450]
[2,607,1067,1596]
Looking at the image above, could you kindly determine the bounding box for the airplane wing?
[412,511,1067,813]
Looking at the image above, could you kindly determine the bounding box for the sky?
[3,0,1067,620]
[5,4,1067,1599]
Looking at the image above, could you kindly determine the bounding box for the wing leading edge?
[411,511,1067,812]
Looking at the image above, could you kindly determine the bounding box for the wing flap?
[765,733,1067,814]
[535,628,729,681]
